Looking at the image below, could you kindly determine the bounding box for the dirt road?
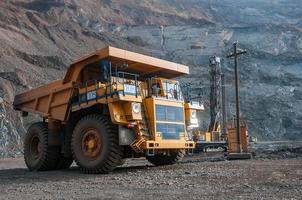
[0,151,301,200]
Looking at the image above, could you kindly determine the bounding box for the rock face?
[0,0,302,156]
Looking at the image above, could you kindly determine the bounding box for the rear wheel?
[146,150,185,166]
[71,114,122,174]
[24,122,60,171]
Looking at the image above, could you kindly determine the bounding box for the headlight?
[132,103,141,114]
[191,110,197,118]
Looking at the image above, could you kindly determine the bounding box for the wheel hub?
[30,136,41,159]
[82,129,101,159]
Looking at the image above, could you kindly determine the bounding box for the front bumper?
[145,140,195,149]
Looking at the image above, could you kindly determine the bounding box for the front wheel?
[146,150,185,166]
[71,114,122,174]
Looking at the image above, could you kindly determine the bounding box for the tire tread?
[71,114,122,174]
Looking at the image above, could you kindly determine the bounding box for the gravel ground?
[0,144,301,200]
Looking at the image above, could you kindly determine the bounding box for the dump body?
[14,80,74,121]
[13,46,189,122]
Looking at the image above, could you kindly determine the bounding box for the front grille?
[155,105,185,140]
[156,123,184,139]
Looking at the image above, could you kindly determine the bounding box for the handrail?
[109,62,112,96]
[116,71,139,97]
[72,71,141,105]
[122,72,125,96]
[181,83,204,105]
[148,77,183,101]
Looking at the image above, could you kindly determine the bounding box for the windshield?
[162,81,183,100]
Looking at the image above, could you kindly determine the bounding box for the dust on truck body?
[14,46,203,173]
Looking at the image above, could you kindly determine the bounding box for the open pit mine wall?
[0,0,302,156]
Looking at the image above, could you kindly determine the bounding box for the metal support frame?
[208,56,222,133]
[221,74,227,139]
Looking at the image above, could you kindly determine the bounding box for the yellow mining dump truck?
[13,46,203,173]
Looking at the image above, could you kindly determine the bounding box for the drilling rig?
[194,56,228,152]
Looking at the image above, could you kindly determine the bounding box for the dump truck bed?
[14,80,74,121]
[14,46,189,121]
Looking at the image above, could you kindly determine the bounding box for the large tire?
[71,114,122,174]
[146,150,185,166]
[24,122,60,171]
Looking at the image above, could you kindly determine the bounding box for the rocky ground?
[1,0,302,156]
[0,142,301,200]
